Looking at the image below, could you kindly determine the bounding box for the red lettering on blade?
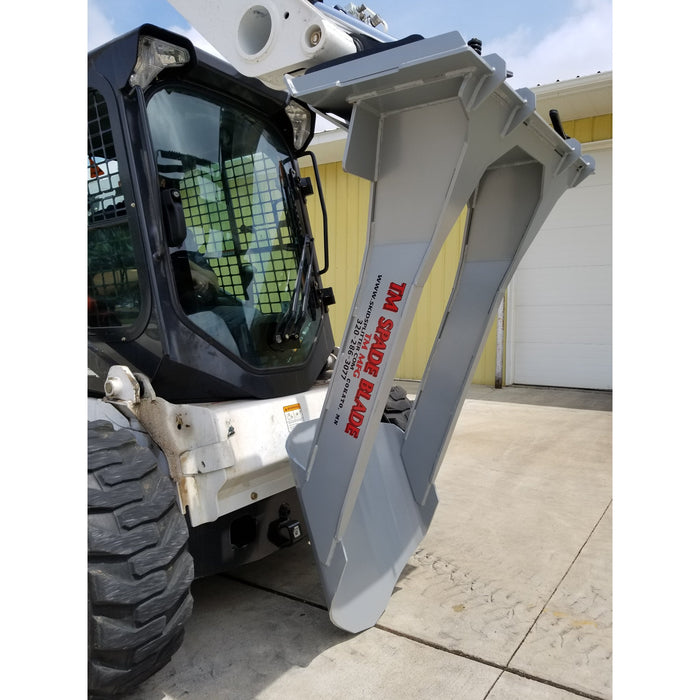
[344,379,375,439]
[383,282,406,313]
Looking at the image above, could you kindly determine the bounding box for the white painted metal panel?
[507,146,612,389]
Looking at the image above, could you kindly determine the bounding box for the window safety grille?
[178,155,300,316]
[87,89,140,327]
[88,90,125,224]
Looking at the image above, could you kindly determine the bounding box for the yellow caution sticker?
[283,403,304,433]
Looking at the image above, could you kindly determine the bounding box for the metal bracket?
[286,32,594,633]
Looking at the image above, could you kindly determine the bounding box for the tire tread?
[88,421,194,697]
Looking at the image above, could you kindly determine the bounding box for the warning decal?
[283,403,304,433]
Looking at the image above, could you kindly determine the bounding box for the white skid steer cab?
[87,0,594,694]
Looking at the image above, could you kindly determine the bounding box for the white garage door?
[506,143,612,390]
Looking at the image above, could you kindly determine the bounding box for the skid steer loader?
[88,1,594,695]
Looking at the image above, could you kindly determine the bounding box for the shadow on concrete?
[124,569,351,700]
[396,380,612,412]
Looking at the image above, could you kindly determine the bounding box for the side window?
[88,88,141,328]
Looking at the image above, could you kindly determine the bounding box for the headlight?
[285,100,314,151]
[129,35,190,89]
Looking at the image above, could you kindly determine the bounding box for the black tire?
[382,385,413,431]
[88,420,194,697]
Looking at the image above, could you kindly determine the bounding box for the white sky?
[88,0,612,89]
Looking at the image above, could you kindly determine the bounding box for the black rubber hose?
[549,109,569,139]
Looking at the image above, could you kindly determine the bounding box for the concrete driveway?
[125,385,612,700]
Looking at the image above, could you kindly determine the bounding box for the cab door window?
[146,87,322,368]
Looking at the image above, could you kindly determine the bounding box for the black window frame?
[87,76,152,342]
[143,79,325,369]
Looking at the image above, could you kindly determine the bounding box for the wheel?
[382,385,413,431]
[88,420,194,696]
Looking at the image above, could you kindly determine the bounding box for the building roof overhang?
[532,71,612,122]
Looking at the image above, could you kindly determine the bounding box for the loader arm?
[167,0,594,632]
